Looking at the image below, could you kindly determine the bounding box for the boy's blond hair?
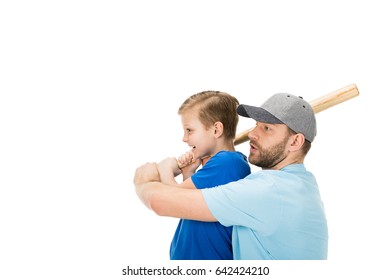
[178,91,239,140]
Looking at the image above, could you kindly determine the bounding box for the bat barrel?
[310,83,359,114]
[234,83,359,146]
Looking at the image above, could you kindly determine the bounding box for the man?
[134,93,328,260]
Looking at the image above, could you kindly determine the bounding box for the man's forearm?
[134,181,156,210]
[134,161,216,221]
[134,180,217,222]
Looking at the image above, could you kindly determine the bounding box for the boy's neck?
[202,140,236,166]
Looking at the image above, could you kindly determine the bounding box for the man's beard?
[249,135,290,169]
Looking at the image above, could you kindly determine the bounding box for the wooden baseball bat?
[233,83,359,145]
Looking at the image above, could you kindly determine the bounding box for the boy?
[159,90,251,260]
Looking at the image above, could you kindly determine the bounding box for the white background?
[1,1,389,279]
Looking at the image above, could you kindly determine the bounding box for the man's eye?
[264,126,271,131]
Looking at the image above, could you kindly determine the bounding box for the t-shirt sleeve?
[201,173,280,235]
[191,158,224,189]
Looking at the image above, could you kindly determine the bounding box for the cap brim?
[237,104,283,124]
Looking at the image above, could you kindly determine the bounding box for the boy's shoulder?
[212,150,249,165]
[214,150,246,159]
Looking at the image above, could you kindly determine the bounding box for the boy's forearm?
[158,166,178,185]
[158,157,181,186]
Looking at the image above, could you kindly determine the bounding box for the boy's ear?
[214,121,224,138]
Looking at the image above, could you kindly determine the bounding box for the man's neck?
[270,154,304,170]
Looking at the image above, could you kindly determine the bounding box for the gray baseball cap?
[237,93,317,142]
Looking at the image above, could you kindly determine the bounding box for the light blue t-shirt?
[201,164,328,260]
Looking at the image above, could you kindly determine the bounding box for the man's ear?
[289,133,305,152]
[213,121,224,138]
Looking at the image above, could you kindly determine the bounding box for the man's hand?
[159,157,182,178]
[133,162,160,185]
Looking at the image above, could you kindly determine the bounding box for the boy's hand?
[177,151,201,180]
[176,151,196,169]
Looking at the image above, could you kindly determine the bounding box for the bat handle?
[234,128,254,146]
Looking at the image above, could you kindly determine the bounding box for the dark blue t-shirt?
[169,151,251,260]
